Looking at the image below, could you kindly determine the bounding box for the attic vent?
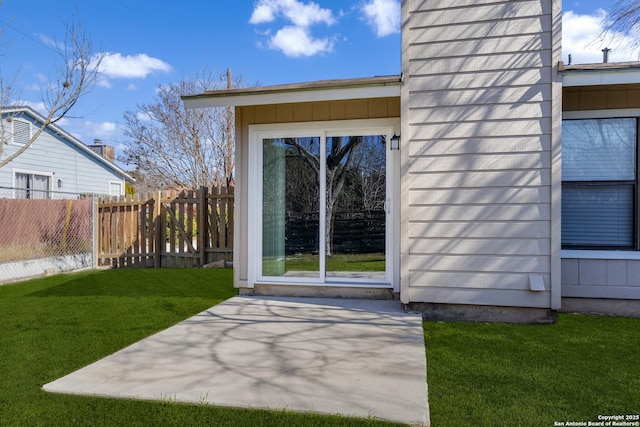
[12,119,31,146]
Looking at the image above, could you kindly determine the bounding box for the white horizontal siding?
[409,187,550,205]
[409,152,550,173]
[410,204,551,222]
[410,34,552,58]
[410,170,551,188]
[408,136,550,155]
[409,102,552,124]
[409,68,553,91]
[408,86,550,108]
[408,119,551,139]
[409,52,551,76]
[401,0,561,308]
[409,238,551,256]
[408,286,552,308]
[407,16,551,44]
[409,221,550,239]
[408,1,549,26]
[411,255,551,274]
[410,271,541,290]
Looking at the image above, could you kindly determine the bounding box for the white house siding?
[0,114,125,196]
[400,0,562,308]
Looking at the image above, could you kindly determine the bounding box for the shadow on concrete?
[44,296,429,426]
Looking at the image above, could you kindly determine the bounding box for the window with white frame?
[14,172,51,199]
[109,181,123,197]
[562,117,638,249]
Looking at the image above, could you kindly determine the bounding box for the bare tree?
[602,0,640,53]
[284,136,364,256]
[0,12,101,166]
[120,71,239,190]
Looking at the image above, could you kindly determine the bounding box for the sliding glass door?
[253,121,393,286]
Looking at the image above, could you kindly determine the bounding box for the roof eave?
[560,61,640,87]
[182,75,402,109]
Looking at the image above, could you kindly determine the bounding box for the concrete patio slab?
[44,296,429,426]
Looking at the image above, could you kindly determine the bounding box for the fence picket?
[96,186,233,268]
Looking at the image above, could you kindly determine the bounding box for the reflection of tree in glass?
[562,118,636,181]
[284,135,385,256]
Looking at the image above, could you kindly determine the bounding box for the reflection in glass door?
[262,137,320,278]
[325,136,386,280]
[261,133,387,283]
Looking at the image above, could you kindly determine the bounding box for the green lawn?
[264,252,386,275]
[424,316,640,426]
[0,269,400,427]
[1,269,638,426]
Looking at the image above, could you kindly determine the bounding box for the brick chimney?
[88,139,115,162]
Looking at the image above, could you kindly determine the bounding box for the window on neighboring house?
[109,181,123,197]
[11,119,31,145]
[15,172,51,199]
[562,117,638,249]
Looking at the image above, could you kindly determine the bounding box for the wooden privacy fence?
[97,186,233,268]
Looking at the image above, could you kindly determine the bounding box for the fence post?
[92,195,99,269]
[198,186,207,267]
[154,190,162,268]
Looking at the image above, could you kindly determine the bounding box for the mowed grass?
[0,268,402,427]
[424,315,640,426]
[270,252,386,273]
[2,268,639,426]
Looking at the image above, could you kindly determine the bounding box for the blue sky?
[0,0,637,166]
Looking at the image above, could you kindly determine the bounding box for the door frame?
[247,118,400,291]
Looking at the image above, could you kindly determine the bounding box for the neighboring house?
[183,0,639,320]
[0,106,131,198]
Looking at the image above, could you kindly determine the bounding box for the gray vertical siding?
[401,0,562,307]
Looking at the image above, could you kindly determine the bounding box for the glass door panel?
[326,135,386,280]
[262,137,320,278]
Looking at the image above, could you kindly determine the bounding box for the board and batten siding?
[400,0,562,308]
[0,114,125,196]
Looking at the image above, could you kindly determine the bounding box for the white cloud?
[75,120,120,140]
[96,77,113,89]
[95,52,172,79]
[269,26,334,57]
[563,10,639,64]
[126,83,138,91]
[250,3,277,24]
[135,112,153,122]
[35,34,64,50]
[361,0,400,37]
[249,0,336,57]
[21,100,47,115]
[249,0,335,27]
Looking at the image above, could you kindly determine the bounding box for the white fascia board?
[183,85,401,109]
[562,69,640,87]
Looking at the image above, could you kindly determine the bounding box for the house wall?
[400,0,563,309]
[0,114,125,197]
[234,98,400,288]
[562,84,640,302]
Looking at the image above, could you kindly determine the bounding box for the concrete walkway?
[44,296,429,426]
